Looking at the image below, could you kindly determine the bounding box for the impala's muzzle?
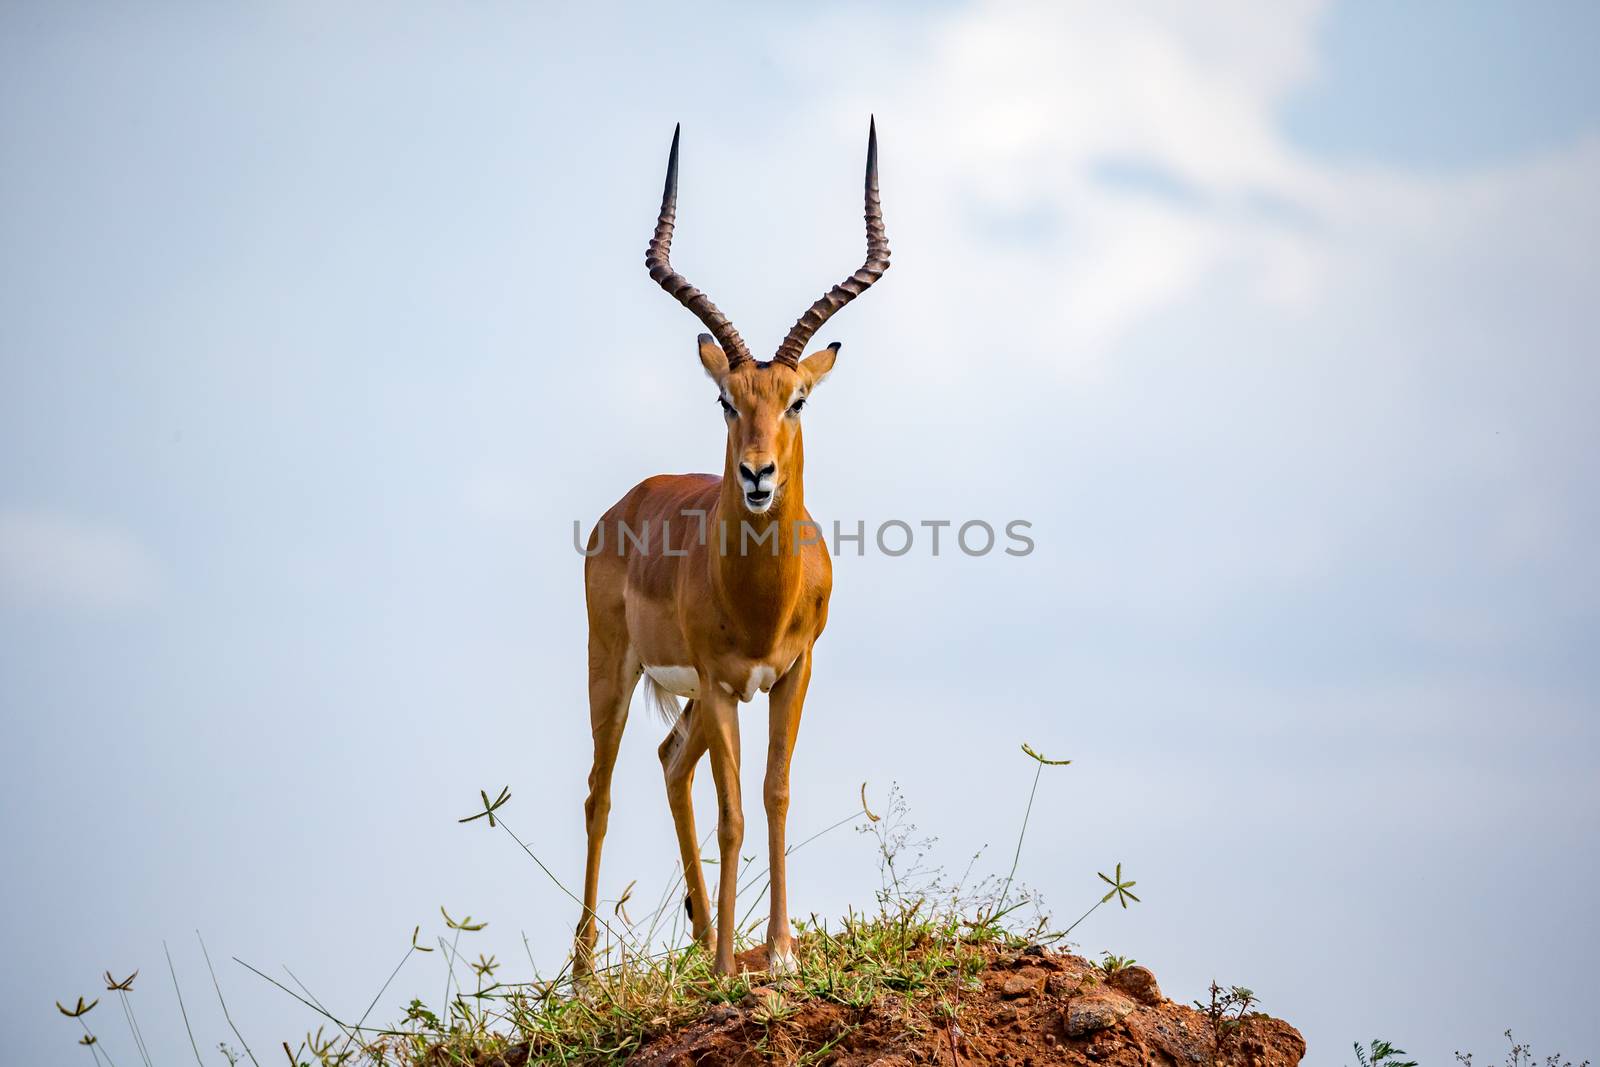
[739,460,777,513]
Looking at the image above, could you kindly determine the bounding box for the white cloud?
[775,0,1600,380]
[0,510,162,612]
[747,0,1600,674]
[774,1,1337,366]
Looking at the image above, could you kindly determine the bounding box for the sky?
[2,1,1597,1064]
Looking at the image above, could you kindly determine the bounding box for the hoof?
[766,945,799,976]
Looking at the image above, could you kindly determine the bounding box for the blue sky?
[2,3,1597,1064]
[1285,0,1600,168]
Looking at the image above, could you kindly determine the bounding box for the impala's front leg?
[699,684,744,975]
[764,647,812,974]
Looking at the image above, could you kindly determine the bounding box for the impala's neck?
[710,446,808,651]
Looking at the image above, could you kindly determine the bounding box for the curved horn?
[645,125,753,370]
[772,117,891,368]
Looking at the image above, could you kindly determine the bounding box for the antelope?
[574,120,890,977]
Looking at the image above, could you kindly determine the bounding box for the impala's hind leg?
[658,703,712,950]
[574,635,639,976]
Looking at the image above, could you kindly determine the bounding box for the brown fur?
[576,340,839,976]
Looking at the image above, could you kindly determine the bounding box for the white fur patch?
[643,665,699,699]
[739,665,777,702]
[660,665,782,704]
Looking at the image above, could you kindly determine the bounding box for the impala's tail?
[642,675,685,732]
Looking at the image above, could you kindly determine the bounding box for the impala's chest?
[628,526,829,705]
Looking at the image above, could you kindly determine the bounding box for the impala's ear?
[697,333,729,382]
[800,342,841,387]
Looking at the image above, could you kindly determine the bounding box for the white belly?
[643,665,699,699]
[644,662,788,703]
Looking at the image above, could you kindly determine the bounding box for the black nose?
[739,462,775,485]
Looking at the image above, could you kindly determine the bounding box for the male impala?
[575,121,889,977]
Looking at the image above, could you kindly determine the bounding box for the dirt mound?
[621,944,1303,1067]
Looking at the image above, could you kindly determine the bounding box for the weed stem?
[997,761,1043,910]
[164,940,205,1067]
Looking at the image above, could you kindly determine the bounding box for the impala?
[574,120,890,977]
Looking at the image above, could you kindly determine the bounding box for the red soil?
[621,943,1305,1067]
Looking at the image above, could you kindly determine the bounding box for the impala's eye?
[788,397,807,416]
[718,397,737,418]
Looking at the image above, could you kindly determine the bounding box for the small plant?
[1352,1039,1418,1067]
[103,970,153,1067]
[994,743,1071,911]
[1354,1040,1418,1067]
[750,988,794,1027]
[1044,861,1141,945]
[55,994,104,1064]
[1456,1030,1591,1067]
[859,781,941,911]
[1195,981,1259,1064]
[1099,951,1137,975]
[402,998,440,1032]
[749,986,803,1061]
[300,1026,346,1066]
[56,996,99,1018]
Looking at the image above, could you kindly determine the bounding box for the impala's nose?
[738,460,777,511]
[739,461,775,487]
